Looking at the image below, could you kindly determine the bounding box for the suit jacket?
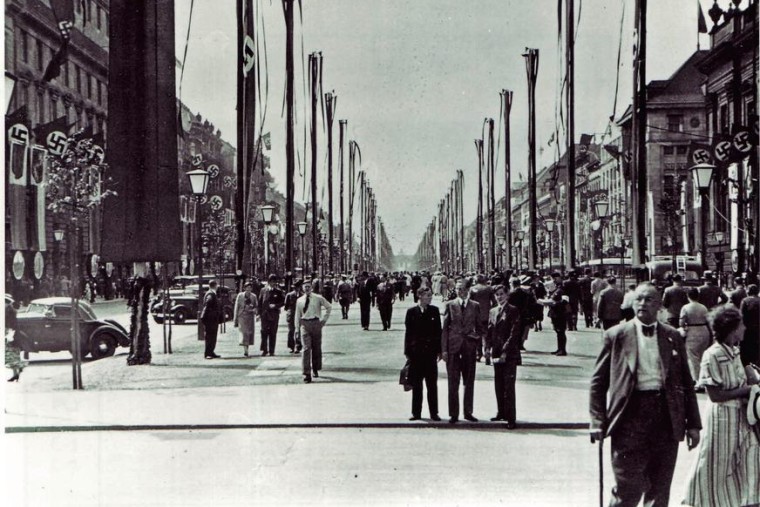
[589,320,702,441]
[597,286,624,321]
[201,290,222,324]
[258,285,285,319]
[486,304,522,363]
[441,299,484,356]
[404,305,442,358]
[469,284,495,323]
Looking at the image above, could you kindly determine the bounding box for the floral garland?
[127,275,153,365]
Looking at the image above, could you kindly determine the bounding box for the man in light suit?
[486,284,522,428]
[590,282,702,507]
[442,278,485,424]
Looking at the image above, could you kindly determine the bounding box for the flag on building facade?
[698,1,708,34]
[29,146,47,252]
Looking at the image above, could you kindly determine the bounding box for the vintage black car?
[150,285,234,324]
[15,297,130,359]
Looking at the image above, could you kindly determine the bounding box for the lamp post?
[187,168,210,342]
[261,204,276,275]
[54,227,64,285]
[498,237,505,271]
[690,163,716,270]
[545,218,556,272]
[516,230,525,272]
[297,221,307,273]
[594,197,610,276]
[538,238,546,271]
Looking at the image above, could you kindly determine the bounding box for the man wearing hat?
[337,275,353,320]
[507,276,538,352]
[662,274,689,328]
[697,271,728,310]
[469,274,496,363]
[258,274,285,356]
[284,280,303,354]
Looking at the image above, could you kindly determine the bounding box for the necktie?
[304,294,310,313]
[642,324,656,337]
[461,300,466,311]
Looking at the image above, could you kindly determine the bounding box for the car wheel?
[173,308,188,324]
[153,316,165,324]
[90,333,116,359]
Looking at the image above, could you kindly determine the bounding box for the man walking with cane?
[589,282,701,506]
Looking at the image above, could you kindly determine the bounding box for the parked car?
[14,297,130,359]
[150,285,234,324]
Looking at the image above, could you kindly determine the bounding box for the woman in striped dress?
[682,305,760,507]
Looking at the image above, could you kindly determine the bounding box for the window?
[746,99,755,126]
[96,5,102,30]
[20,30,29,62]
[36,38,44,71]
[64,61,69,87]
[667,114,683,133]
[86,73,92,99]
[720,104,729,134]
[37,89,45,123]
[97,80,102,105]
[50,96,57,118]
[663,146,674,156]
[676,146,687,155]
[75,65,81,93]
[104,13,108,36]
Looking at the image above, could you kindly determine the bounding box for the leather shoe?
[464,415,478,422]
[555,351,567,356]
[551,350,560,355]
[430,415,442,421]
[448,417,458,424]
[303,376,312,383]
[490,415,505,422]
[506,421,517,430]
[313,370,319,378]
[409,416,421,421]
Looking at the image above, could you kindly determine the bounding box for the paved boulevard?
[3,296,706,506]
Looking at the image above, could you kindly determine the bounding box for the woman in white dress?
[682,305,760,507]
[680,288,713,385]
[233,283,258,357]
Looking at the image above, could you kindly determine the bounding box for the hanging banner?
[8,141,29,250]
[30,145,48,252]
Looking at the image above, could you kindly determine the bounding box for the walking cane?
[591,434,603,507]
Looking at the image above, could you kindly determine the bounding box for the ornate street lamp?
[545,218,556,272]
[691,163,716,269]
[54,228,65,242]
[187,168,210,341]
[297,221,308,273]
[594,197,610,274]
[515,230,525,271]
[261,204,276,275]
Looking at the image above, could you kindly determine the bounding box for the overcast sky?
[175,0,718,256]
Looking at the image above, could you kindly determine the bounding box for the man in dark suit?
[201,279,223,359]
[258,274,285,356]
[441,278,485,423]
[357,272,375,330]
[697,271,727,310]
[404,286,442,421]
[486,284,522,428]
[469,274,496,363]
[590,282,702,507]
[597,276,625,330]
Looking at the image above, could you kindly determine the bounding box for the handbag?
[399,360,413,392]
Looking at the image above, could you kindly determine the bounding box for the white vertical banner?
[30,146,48,252]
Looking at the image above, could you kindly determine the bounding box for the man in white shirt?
[295,279,332,383]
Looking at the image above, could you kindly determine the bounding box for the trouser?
[260,314,280,353]
[300,319,323,375]
[360,299,371,328]
[493,360,517,423]
[379,303,393,329]
[412,288,420,303]
[410,354,438,418]
[609,391,679,507]
[569,306,579,330]
[552,322,567,353]
[519,323,530,347]
[398,290,405,301]
[445,339,477,419]
[339,297,351,319]
[603,319,621,330]
[286,313,301,351]
[203,320,219,356]
[582,301,594,327]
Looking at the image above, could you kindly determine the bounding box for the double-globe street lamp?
[690,163,716,271]
[187,168,210,341]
